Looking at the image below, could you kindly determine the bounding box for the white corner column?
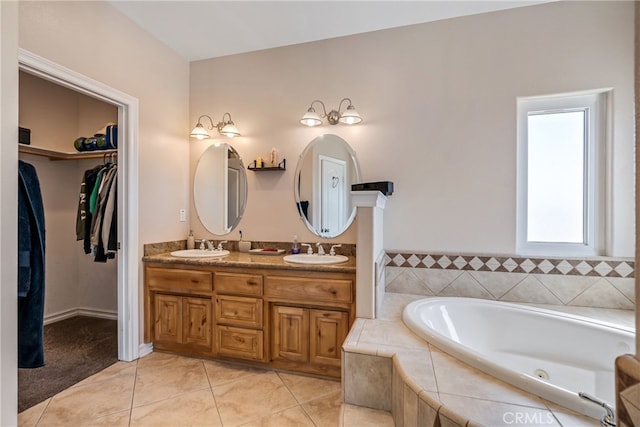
[352,191,387,319]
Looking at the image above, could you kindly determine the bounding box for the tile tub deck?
[342,293,634,427]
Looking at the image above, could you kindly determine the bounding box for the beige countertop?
[142,251,357,273]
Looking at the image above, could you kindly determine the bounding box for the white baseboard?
[44,307,118,325]
[138,342,153,358]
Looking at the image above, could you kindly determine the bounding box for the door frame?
[18,49,140,362]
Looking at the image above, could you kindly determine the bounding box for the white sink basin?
[170,249,230,258]
[283,254,349,265]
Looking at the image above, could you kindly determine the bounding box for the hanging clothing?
[101,168,118,256]
[18,160,46,368]
[76,162,117,262]
[91,165,117,262]
[75,165,102,242]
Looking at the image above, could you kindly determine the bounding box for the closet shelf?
[19,145,117,161]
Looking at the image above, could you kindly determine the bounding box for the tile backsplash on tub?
[385,252,635,310]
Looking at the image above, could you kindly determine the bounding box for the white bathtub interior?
[402,297,636,420]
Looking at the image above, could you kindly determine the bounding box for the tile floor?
[18,352,394,427]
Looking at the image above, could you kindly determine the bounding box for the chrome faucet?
[578,392,615,427]
[316,243,326,255]
[329,244,342,256]
[199,239,215,251]
[301,243,313,254]
[217,240,227,251]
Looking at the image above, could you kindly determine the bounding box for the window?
[516,90,608,256]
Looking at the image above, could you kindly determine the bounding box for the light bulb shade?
[300,109,322,127]
[190,123,211,140]
[339,105,362,125]
[220,122,240,138]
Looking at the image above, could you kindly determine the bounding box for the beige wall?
[190,1,635,257]
[19,0,191,250]
[4,1,191,419]
[18,1,191,344]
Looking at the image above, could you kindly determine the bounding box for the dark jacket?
[18,160,46,368]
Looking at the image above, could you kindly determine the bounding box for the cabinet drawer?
[265,276,353,304]
[215,295,263,328]
[216,326,264,361]
[147,267,212,292]
[215,272,263,296]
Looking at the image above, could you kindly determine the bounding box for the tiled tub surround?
[385,253,635,310]
[343,293,635,427]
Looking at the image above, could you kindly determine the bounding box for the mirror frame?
[294,134,361,238]
[194,143,248,235]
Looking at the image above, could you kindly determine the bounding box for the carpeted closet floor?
[18,316,118,413]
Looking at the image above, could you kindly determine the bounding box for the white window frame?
[516,90,609,257]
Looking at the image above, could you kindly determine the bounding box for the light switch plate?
[179,208,186,222]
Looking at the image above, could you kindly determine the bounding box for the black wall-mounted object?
[19,127,31,145]
[351,181,394,196]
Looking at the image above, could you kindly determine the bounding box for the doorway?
[18,49,140,363]
[318,155,347,237]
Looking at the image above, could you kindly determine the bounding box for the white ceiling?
[108,1,547,62]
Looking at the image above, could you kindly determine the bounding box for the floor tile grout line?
[298,391,343,427]
[32,397,52,427]
[276,370,342,426]
[275,370,342,406]
[126,358,140,427]
[25,352,346,427]
[202,359,226,427]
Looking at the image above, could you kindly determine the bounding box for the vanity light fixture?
[190,113,241,139]
[300,98,362,127]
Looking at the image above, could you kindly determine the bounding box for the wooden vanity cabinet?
[154,295,212,347]
[214,270,265,362]
[266,271,354,377]
[145,266,214,354]
[144,261,355,378]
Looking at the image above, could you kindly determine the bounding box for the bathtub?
[402,297,635,420]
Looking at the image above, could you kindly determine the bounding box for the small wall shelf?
[248,158,286,171]
[19,145,117,161]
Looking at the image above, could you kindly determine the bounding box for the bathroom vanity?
[143,252,356,378]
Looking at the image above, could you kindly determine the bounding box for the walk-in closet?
[17,70,119,411]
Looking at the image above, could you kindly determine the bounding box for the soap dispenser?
[291,235,300,254]
[187,230,195,250]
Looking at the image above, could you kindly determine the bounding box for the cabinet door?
[154,294,183,343]
[183,297,212,347]
[309,309,348,367]
[271,306,309,363]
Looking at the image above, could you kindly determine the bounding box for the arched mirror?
[194,143,247,235]
[294,134,361,237]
